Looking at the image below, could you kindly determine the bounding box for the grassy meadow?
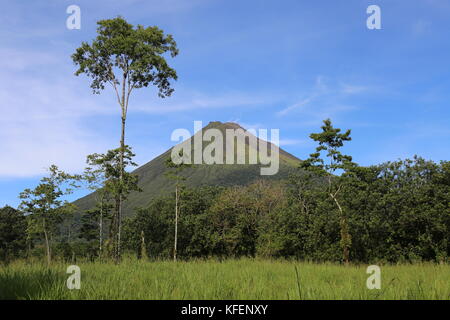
[0,258,449,300]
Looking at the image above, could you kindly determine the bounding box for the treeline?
[120,157,449,263]
[3,156,447,264]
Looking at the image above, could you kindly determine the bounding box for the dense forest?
[1,155,448,264]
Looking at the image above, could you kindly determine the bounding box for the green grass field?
[1,259,449,300]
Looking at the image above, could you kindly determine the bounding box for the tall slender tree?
[300,119,356,264]
[165,151,192,261]
[72,17,178,261]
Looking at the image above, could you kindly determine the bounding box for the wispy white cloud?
[277,76,327,116]
[277,97,313,117]
[0,48,59,71]
[0,119,110,178]
[0,49,115,177]
[277,76,369,120]
[0,47,282,177]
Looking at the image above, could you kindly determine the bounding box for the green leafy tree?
[123,198,173,259]
[72,17,178,261]
[19,165,80,265]
[208,181,287,258]
[300,119,356,264]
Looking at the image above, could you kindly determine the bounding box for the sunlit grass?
[1,258,449,300]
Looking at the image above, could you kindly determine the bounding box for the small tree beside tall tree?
[19,165,80,266]
[72,16,178,262]
[83,147,141,262]
[83,154,115,259]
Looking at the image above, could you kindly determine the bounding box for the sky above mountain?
[1,0,449,207]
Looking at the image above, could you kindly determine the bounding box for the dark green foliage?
[0,206,27,263]
[207,181,287,258]
[121,157,449,263]
[85,146,141,199]
[123,198,173,259]
[123,187,223,259]
[79,211,100,242]
[343,157,450,263]
[286,157,449,263]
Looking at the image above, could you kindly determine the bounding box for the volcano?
[74,121,301,216]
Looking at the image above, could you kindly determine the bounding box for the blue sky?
[1,0,449,207]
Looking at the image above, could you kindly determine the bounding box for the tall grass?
[1,258,449,300]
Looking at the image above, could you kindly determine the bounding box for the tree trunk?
[117,195,122,262]
[114,199,120,264]
[140,230,147,259]
[174,184,178,262]
[43,218,51,266]
[116,70,128,264]
[116,115,126,263]
[331,193,351,264]
[99,201,103,259]
[111,197,119,262]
